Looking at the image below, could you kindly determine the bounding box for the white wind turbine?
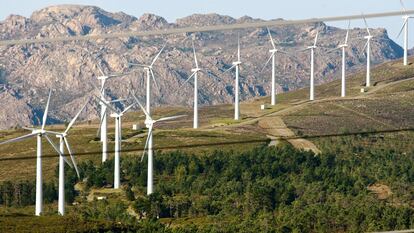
[95,64,130,163]
[132,94,185,195]
[182,41,202,128]
[262,27,290,105]
[328,21,351,97]
[0,90,72,216]
[224,35,242,120]
[129,43,166,120]
[96,96,134,189]
[299,30,319,101]
[362,15,373,87]
[397,0,413,66]
[55,101,88,215]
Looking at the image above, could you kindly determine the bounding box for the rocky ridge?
[0,5,403,129]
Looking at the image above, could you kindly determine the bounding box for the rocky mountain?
[0,5,403,129]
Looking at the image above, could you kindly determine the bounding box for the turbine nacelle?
[110,113,124,118]
[144,119,155,129]
[232,61,242,66]
[32,129,47,135]
[269,49,278,53]
[97,76,109,80]
[364,35,373,40]
[55,133,67,138]
[338,44,348,48]
[191,68,201,73]
[307,45,317,50]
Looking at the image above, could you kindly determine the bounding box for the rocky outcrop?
[0,5,403,129]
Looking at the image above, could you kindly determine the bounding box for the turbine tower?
[224,35,242,120]
[328,21,351,97]
[132,94,185,195]
[0,91,71,216]
[362,15,373,87]
[262,28,290,105]
[397,0,413,66]
[299,31,319,101]
[183,41,202,128]
[55,101,87,215]
[96,96,134,189]
[129,44,166,193]
[95,64,129,163]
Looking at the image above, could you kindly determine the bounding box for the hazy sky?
[0,0,413,46]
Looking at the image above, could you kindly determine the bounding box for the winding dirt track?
[230,76,414,154]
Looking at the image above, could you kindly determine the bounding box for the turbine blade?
[151,43,167,67]
[361,40,369,57]
[96,63,105,77]
[121,104,135,115]
[192,41,199,68]
[94,95,118,113]
[44,134,73,168]
[183,71,197,85]
[42,90,52,130]
[150,69,161,93]
[362,14,371,36]
[223,64,237,74]
[131,94,151,119]
[44,130,62,136]
[237,34,241,62]
[63,137,80,178]
[345,20,351,44]
[326,47,341,54]
[400,0,407,14]
[0,133,35,145]
[267,27,276,50]
[397,20,408,39]
[22,127,36,131]
[64,101,88,134]
[128,63,147,68]
[141,126,153,162]
[96,111,106,138]
[261,53,274,73]
[313,31,319,47]
[297,47,311,53]
[109,98,127,103]
[155,115,186,123]
[107,72,131,79]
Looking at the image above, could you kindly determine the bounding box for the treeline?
[0,165,78,207]
[77,144,414,232]
[2,143,414,232]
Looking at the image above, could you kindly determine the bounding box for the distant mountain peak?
[136,13,169,29]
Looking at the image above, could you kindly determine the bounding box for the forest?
[1,137,414,232]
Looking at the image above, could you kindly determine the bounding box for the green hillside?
[1,57,414,232]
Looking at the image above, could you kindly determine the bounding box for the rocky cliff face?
[0,5,403,129]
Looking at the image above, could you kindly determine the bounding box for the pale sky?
[0,0,413,46]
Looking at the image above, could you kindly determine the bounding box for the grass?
[1,56,414,232]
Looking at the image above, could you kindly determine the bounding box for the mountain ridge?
[0,4,404,129]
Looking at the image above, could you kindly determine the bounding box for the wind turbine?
[397,0,413,66]
[298,30,319,101]
[0,90,72,216]
[132,94,185,195]
[182,41,202,128]
[262,28,290,105]
[96,96,134,189]
[55,101,88,215]
[328,21,351,97]
[95,64,130,163]
[224,35,242,120]
[129,43,166,120]
[362,14,373,87]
